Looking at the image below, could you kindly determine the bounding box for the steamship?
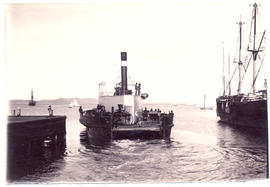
[79,52,174,142]
[216,3,267,129]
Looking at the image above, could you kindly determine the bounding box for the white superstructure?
[97,52,144,123]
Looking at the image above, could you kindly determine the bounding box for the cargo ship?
[216,3,267,129]
[79,52,174,142]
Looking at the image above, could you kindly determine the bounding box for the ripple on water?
[9,103,268,183]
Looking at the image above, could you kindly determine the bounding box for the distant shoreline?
[8,98,211,108]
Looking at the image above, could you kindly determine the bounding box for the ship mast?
[31,89,34,100]
[222,42,225,96]
[203,94,206,109]
[248,3,259,94]
[234,17,244,95]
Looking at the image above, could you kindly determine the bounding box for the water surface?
[7,101,268,183]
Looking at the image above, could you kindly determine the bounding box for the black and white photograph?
[1,0,269,184]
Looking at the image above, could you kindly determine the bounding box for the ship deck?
[113,126,160,132]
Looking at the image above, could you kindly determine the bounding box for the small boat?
[68,98,80,108]
[200,94,213,110]
[28,89,36,106]
[79,52,174,143]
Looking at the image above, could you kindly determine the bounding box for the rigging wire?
[249,53,265,93]
[248,30,266,92]
[241,54,252,82]
[225,66,238,92]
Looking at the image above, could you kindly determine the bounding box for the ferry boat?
[216,3,267,129]
[79,52,174,142]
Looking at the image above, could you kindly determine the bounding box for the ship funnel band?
[121,52,127,61]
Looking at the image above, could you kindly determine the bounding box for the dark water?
[7,101,268,183]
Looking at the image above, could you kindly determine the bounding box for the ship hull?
[216,97,268,129]
[79,111,112,143]
[218,114,267,129]
[28,101,36,106]
[86,127,112,144]
[112,125,163,140]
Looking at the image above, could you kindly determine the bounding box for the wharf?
[8,115,66,146]
[7,115,66,181]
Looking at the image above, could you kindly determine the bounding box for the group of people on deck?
[142,107,160,121]
[142,107,174,121]
[135,83,141,96]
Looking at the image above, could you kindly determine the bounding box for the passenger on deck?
[142,107,148,121]
[79,106,83,114]
[97,105,105,112]
[157,109,161,117]
[169,110,174,124]
[138,83,141,96]
[117,104,124,112]
[135,83,138,96]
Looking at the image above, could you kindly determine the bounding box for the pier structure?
[7,115,66,151]
[7,115,66,181]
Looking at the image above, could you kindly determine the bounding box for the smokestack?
[120,52,128,95]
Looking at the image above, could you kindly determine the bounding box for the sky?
[3,0,269,106]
